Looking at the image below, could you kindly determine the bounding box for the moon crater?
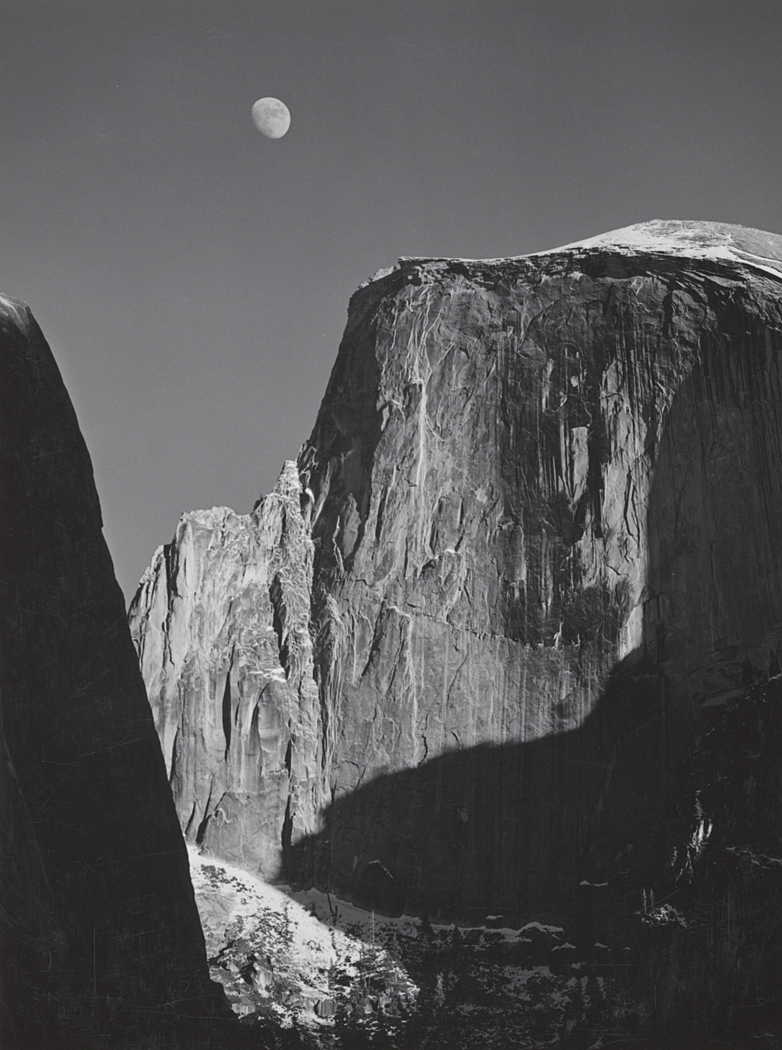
[251,97,291,139]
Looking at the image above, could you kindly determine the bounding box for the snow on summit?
[387,220,782,283]
[542,219,782,279]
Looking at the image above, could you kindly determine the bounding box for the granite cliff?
[0,296,251,1048]
[130,221,782,1035]
[129,217,780,1037]
[131,462,321,877]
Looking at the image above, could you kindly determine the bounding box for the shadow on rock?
[284,651,682,925]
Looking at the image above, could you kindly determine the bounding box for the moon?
[251,97,291,139]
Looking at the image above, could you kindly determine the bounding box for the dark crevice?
[586,424,605,540]
[284,738,292,775]
[269,572,290,675]
[195,788,212,846]
[162,540,180,602]
[194,811,210,847]
[183,799,197,838]
[281,795,293,872]
[221,672,232,759]
[169,728,179,787]
[374,487,387,542]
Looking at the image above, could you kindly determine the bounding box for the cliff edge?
[0,296,238,1048]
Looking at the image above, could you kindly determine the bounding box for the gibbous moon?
[251,97,291,139]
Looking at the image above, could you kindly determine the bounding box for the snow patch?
[537,219,782,282]
[188,847,418,1031]
[520,921,565,936]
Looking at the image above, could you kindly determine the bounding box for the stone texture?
[0,295,236,1048]
[130,221,782,922]
[130,462,321,879]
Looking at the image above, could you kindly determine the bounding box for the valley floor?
[188,849,700,1049]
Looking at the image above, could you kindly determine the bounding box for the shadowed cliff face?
[130,223,782,926]
[286,293,782,917]
[294,240,782,908]
[0,297,239,1049]
[286,657,663,920]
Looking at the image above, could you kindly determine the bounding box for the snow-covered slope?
[393,219,782,282]
[189,846,417,1033]
[189,847,616,1047]
[542,219,782,280]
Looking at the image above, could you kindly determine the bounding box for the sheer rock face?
[0,297,230,1049]
[131,222,782,916]
[131,462,321,876]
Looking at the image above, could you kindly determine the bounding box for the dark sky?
[3,0,781,599]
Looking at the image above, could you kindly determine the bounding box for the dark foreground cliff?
[131,221,782,1044]
[0,295,269,1049]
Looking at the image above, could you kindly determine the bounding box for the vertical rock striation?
[0,295,234,1048]
[131,462,321,878]
[131,222,782,921]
